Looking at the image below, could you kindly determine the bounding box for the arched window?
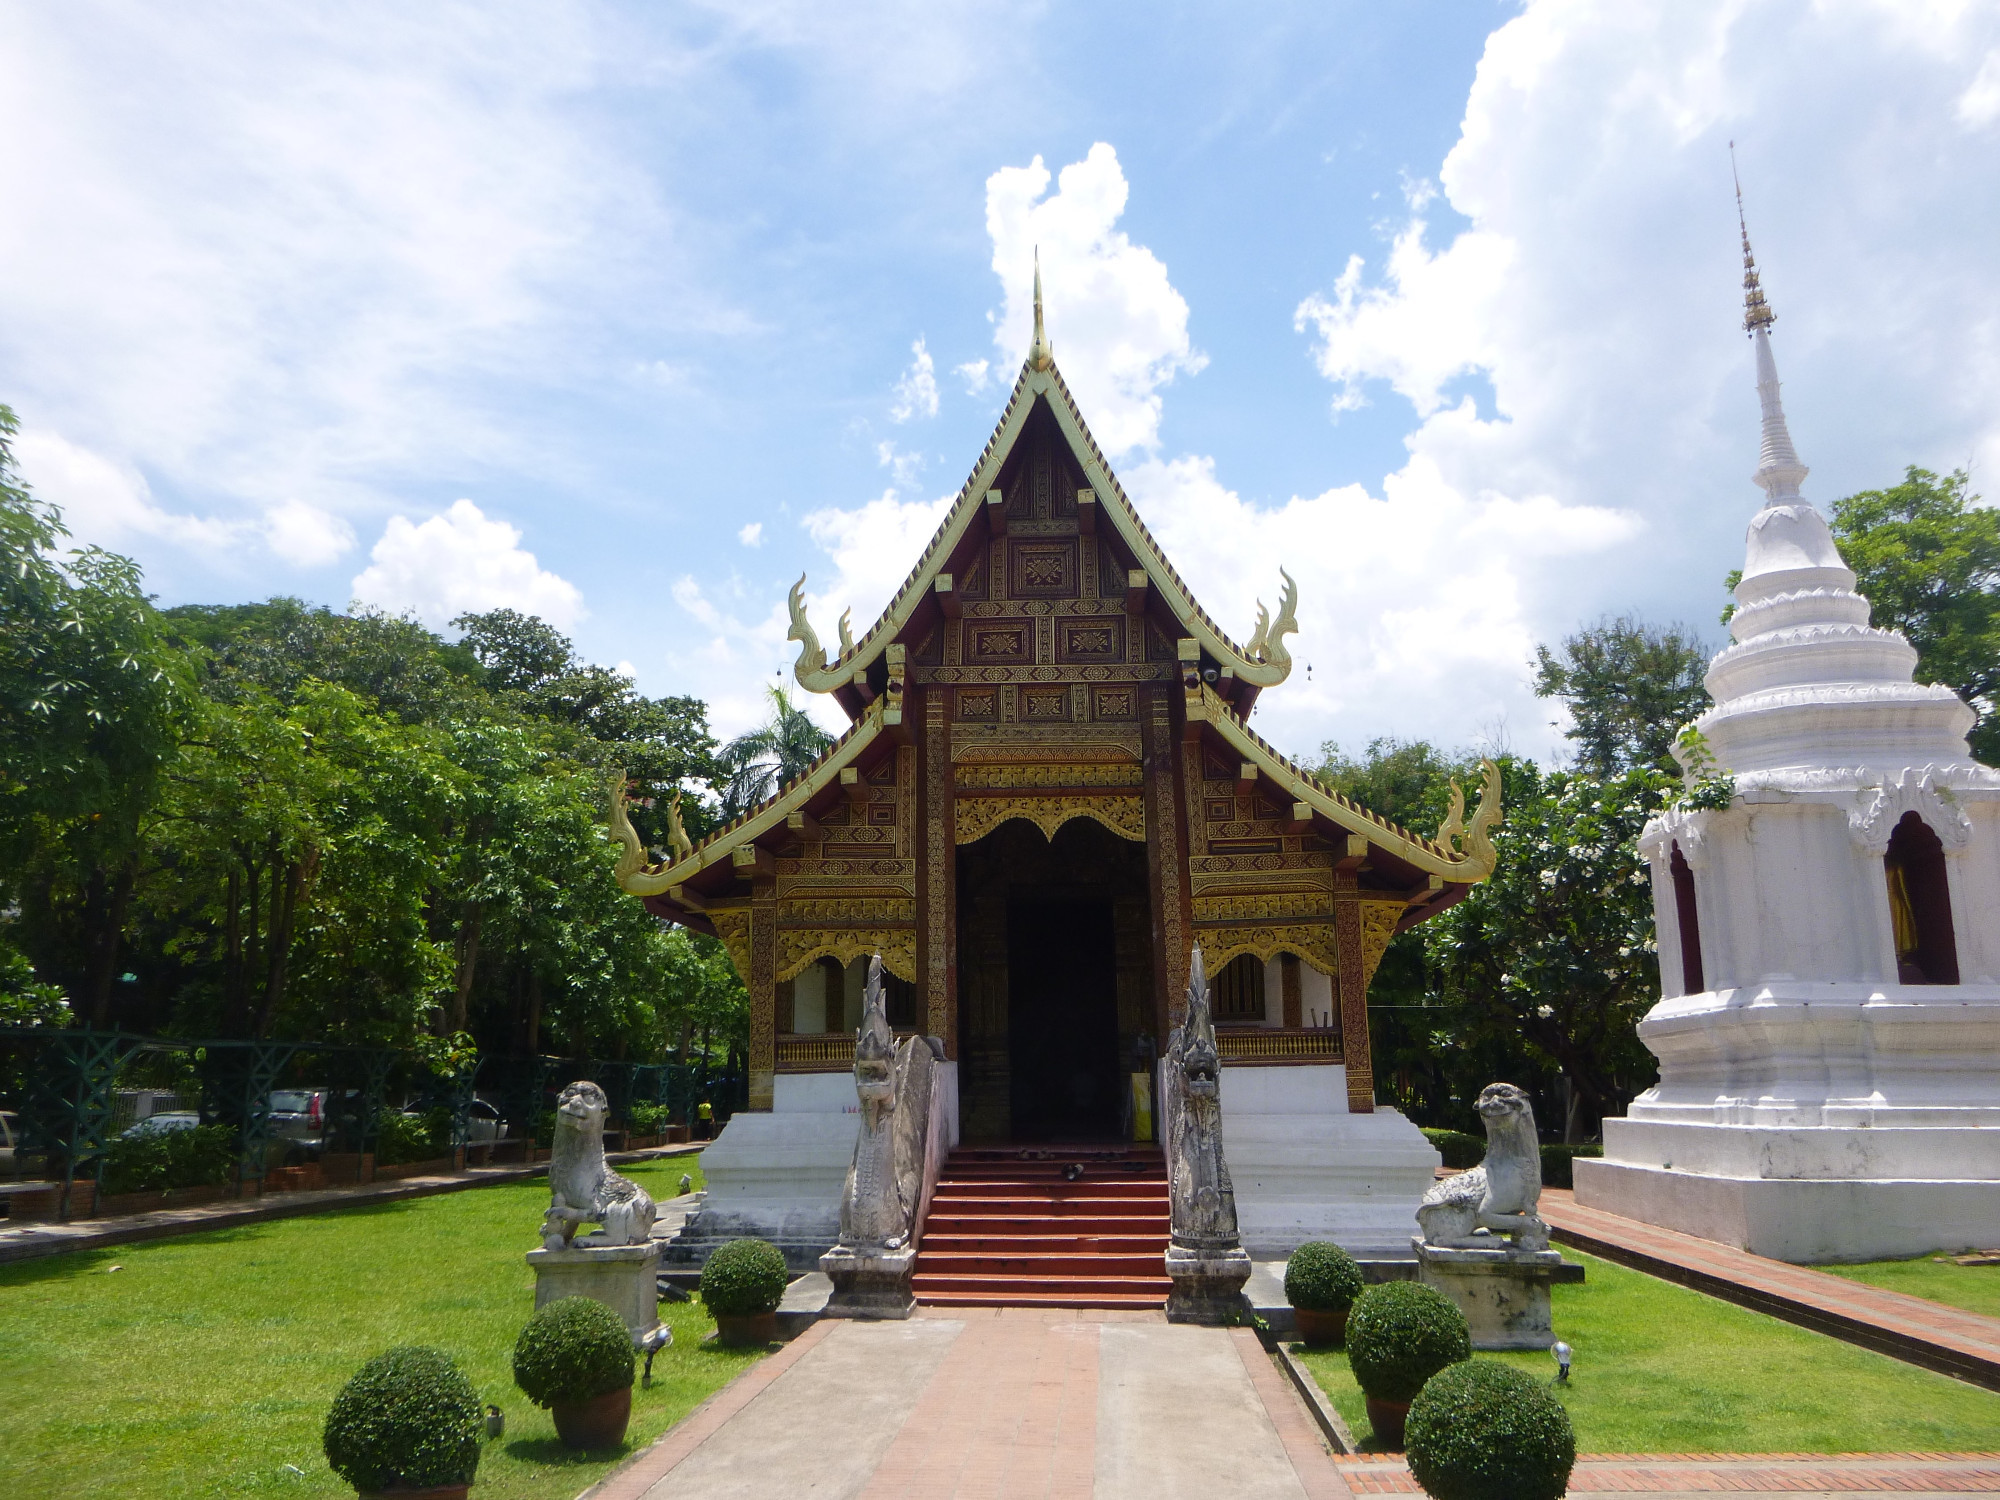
[1669,843,1705,996]
[1214,953,1265,1021]
[1884,812,1959,985]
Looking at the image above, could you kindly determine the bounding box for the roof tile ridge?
[1042,362,1253,661]
[1205,691,1450,857]
[828,360,1037,680]
[679,708,877,863]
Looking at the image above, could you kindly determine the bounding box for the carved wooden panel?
[957,688,998,721]
[1092,686,1136,720]
[1020,685,1070,723]
[1010,539,1079,598]
[954,794,1145,846]
[1057,618,1122,663]
[964,622,1031,663]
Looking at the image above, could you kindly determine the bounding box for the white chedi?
[1577,233,2000,1263]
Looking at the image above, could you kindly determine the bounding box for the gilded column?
[1143,685,1193,1031]
[1333,868,1374,1113]
[918,687,958,1058]
[749,878,777,1111]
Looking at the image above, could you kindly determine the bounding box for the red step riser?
[921,1237,1167,1254]
[917,1256,1165,1277]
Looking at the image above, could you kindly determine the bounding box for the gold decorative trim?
[956,762,1143,789]
[1198,923,1342,979]
[776,1034,856,1072]
[708,906,753,984]
[1359,901,1403,991]
[953,794,1145,846]
[1216,1029,1343,1065]
[1192,891,1333,923]
[775,929,918,984]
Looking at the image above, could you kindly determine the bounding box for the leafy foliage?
[1831,466,2000,763]
[1345,1281,1471,1401]
[716,685,834,818]
[1284,1242,1365,1312]
[374,1108,452,1167]
[1539,1142,1602,1190]
[1421,1129,1486,1170]
[1532,615,1711,776]
[700,1236,790,1317]
[1405,1360,1576,1500]
[97,1123,235,1195]
[511,1295,635,1407]
[321,1345,483,1493]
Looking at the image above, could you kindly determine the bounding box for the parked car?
[0,1110,19,1177]
[119,1111,202,1139]
[397,1098,509,1145]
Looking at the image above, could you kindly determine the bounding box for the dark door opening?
[1007,899,1122,1140]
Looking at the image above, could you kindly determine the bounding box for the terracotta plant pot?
[359,1485,470,1499]
[1291,1306,1349,1347]
[1365,1395,1412,1450]
[550,1385,633,1450]
[713,1311,779,1348]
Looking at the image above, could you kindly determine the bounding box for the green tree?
[1423,759,1670,1140]
[1831,467,1999,763]
[0,405,186,1020]
[1532,616,1710,776]
[716,684,834,817]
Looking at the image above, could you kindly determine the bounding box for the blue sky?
[5,1,1998,762]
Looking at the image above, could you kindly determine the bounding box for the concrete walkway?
[1540,1188,2000,1390]
[584,1308,1347,1500]
[1335,1451,2000,1496]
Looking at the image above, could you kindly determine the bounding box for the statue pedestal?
[818,1244,916,1319]
[526,1241,661,1340]
[1413,1237,1581,1350]
[1164,1243,1252,1325]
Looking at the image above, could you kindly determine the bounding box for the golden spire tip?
[1029,247,1052,370]
[1732,142,1776,338]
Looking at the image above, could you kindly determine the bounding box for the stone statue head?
[1178,944,1220,1101]
[1475,1081,1535,1131]
[556,1080,610,1130]
[853,954,896,1128]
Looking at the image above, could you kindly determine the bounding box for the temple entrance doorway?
[957,817,1154,1142]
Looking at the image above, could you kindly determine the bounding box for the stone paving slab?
[1540,1188,2000,1390]
[1334,1452,2000,1495]
[584,1307,1349,1499]
[0,1145,703,1266]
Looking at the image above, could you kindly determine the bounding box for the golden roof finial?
[1029,247,1053,370]
[1732,142,1775,337]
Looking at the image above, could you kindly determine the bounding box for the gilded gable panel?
[1010,539,1079,598]
[1057,618,1122,663]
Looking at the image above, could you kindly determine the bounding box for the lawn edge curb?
[1259,1328,1356,1454]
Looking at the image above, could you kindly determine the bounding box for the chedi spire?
[1734,150,1806,503]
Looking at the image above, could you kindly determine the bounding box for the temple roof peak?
[1029,248,1053,371]
[1730,149,1806,504]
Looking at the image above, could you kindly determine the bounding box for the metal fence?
[0,1026,735,1217]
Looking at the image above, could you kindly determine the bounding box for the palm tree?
[716,684,834,817]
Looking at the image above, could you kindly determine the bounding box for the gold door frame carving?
[775,930,919,984]
[953,794,1145,846]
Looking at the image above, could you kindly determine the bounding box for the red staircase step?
[913,1146,1171,1311]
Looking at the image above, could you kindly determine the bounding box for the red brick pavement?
[1333,1452,2000,1494]
[578,1318,835,1500]
[859,1309,1103,1499]
[1541,1188,2000,1390]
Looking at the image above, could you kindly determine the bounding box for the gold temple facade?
[615,305,1498,1139]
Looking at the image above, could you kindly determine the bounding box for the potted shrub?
[1405,1360,1575,1500]
[322,1346,483,1499]
[1284,1242,1365,1346]
[701,1237,789,1346]
[1344,1281,1470,1450]
[512,1296,636,1451]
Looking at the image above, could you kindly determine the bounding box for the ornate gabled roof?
[786,349,1299,721]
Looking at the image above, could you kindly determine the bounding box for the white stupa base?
[1219,1065,1440,1259]
[663,1073,860,1270]
[1575,1153,2000,1263]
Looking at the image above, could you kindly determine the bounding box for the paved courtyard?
[581,1308,2000,1500]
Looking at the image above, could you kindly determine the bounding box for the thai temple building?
[1576,206,2000,1262]
[613,267,1504,1285]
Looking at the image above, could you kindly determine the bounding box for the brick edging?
[1259,1330,1356,1454]
[1546,1217,2000,1393]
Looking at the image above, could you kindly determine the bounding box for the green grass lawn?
[0,1153,763,1500]
[1293,1249,2000,1454]
[1817,1255,2000,1321]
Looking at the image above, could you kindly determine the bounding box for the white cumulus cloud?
[737,521,764,547]
[351,499,582,629]
[263,498,357,567]
[983,143,1205,456]
[890,337,939,421]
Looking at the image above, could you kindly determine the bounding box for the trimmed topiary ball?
[700,1237,790,1318]
[323,1346,482,1494]
[1405,1360,1575,1500]
[513,1296,636,1408]
[1345,1281,1471,1401]
[1285,1242,1365,1312]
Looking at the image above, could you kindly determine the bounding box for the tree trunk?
[83,857,137,1027]
[525,967,543,1055]
[255,845,320,1039]
[450,901,482,1034]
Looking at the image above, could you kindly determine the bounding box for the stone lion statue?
[540,1080,657,1249]
[1416,1082,1548,1252]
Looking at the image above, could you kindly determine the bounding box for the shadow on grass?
[502,1436,634,1467]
